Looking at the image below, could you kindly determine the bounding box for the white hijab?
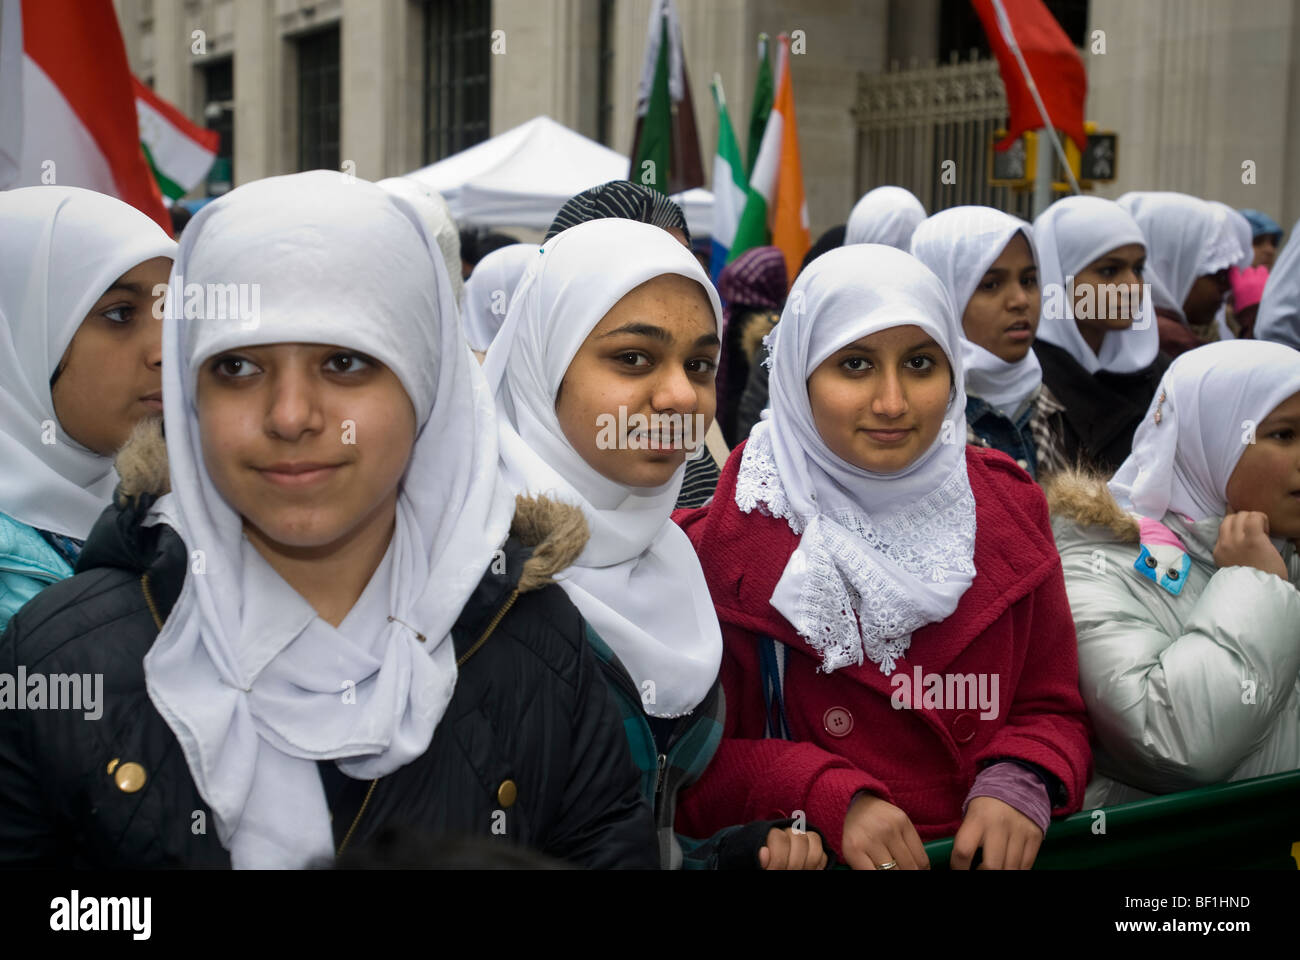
[377,177,464,306]
[910,206,1043,419]
[482,218,723,719]
[0,186,175,539]
[734,244,977,674]
[143,171,514,868]
[1256,217,1300,350]
[845,186,926,249]
[1117,191,1243,323]
[460,242,537,352]
[1032,195,1158,375]
[1110,340,1300,522]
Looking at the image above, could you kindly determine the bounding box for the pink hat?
[1230,264,1270,312]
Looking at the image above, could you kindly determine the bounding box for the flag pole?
[990,0,1081,197]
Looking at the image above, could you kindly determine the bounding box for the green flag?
[631,15,672,196]
[745,34,773,179]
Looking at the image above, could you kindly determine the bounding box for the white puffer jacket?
[1048,472,1300,807]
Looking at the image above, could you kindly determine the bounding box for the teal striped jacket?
[585,624,791,869]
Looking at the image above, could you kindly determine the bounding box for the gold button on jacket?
[114,762,147,793]
[497,779,517,808]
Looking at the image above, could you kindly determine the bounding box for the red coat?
[673,442,1092,856]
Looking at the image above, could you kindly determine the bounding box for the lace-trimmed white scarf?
[736,244,976,674]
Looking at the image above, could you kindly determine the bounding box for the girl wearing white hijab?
[910,205,1067,478]
[0,186,174,632]
[1031,195,1167,474]
[1256,217,1300,350]
[1048,339,1300,806]
[676,243,1090,871]
[460,241,536,353]
[0,171,656,870]
[844,185,926,249]
[1117,191,1242,357]
[484,217,827,871]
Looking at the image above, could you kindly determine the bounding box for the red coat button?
[823,707,853,737]
[951,712,977,744]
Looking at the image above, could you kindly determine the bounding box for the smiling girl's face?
[195,343,417,556]
[1226,390,1300,540]
[555,273,719,488]
[51,256,172,455]
[807,324,954,474]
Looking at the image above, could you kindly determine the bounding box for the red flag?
[10,0,171,229]
[971,0,1087,152]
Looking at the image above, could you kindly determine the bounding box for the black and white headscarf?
[545,180,691,245]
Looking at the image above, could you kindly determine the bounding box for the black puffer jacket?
[0,429,657,869]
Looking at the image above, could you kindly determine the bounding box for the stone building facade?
[112,0,1300,237]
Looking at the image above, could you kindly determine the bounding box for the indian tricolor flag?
[0,0,171,230]
[707,76,747,284]
[727,34,810,284]
[134,77,220,202]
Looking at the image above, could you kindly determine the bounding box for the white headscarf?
[1032,195,1158,375]
[460,242,537,352]
[0,185,176,539]
[1109,340,1300,523]
[910,206,1043,419]
[734,244,977,674]
[481,219,723,719]
[143,171,514,868]
[845,186,926,249]
[1117,192,1243,323]
[377,177,464,306]
[1256,218,1300,350]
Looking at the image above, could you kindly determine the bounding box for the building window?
[200,57,234,194]
[422,0,491,163]
[939,0,1089,60]
[597,0,615,146]
[297,26,341,172]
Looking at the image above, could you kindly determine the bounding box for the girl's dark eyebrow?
[100,280,147,297]
[597,322,670,342]
[1260,414,1300,428]
[838,337,938,355]
[597,323,720,350]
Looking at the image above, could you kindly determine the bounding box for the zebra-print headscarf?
[545,180,691,245]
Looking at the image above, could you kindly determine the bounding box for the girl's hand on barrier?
[760,826,828,870]
[841,792,929,870]
[952,795,1042,870]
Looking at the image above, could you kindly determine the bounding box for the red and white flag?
[0,0,171,229]
[972,0,1087,151]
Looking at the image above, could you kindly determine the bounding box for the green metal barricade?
[918,770,1300,869]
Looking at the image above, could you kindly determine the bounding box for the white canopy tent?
[404,115,713,239]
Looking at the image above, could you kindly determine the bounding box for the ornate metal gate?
[853,53,1036,219]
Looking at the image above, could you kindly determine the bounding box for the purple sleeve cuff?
[962,762,1051,835]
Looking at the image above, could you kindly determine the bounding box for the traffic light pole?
[1033,128,1055,218]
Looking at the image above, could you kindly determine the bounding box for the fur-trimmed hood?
[1042,467,1139,543]
[111,417,588,594]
